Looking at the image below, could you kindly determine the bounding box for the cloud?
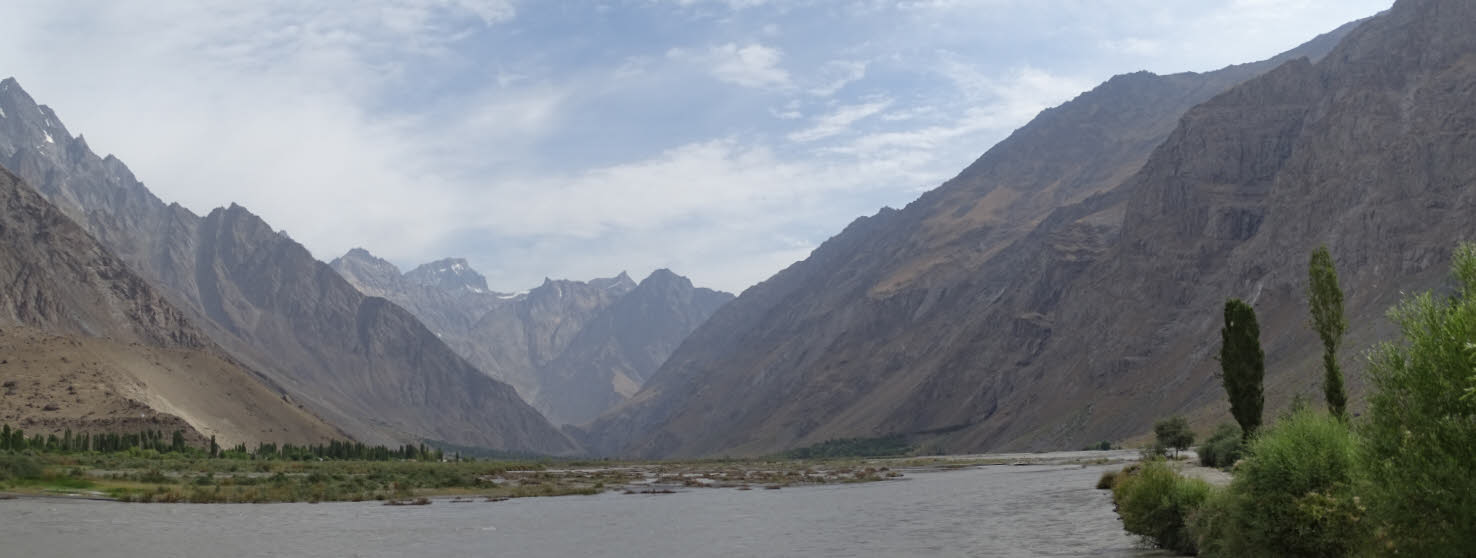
[786,99,892,142]
[669,0,771,9]
[808,60,868,97]
[669,43,792,89]
[0,0,1396,296]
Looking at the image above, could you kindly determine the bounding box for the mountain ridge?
[581,15,1388,458]
[0,80,578,455]
[331,249,733,426]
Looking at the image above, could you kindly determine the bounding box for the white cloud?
[670,0,771,9]
[670,43,792,89]
[786,99,892,142]
[0,0,1397,296]
[808,60,868,97]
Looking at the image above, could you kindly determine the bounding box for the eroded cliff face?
[0,79,578,455]
[578,11,1453,458]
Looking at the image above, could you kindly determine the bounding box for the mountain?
[331,248,509,338]
[0,166,343,447]
[582,15,1396,458]
[405,258,492,293]
[456,273,638,410]
[331,251,733,425]
[0,79,578,455]
[539,269,733,425]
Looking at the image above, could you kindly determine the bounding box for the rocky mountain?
[0,79,578,455]
[454,273,638,412]
[331,248,508,337]
[538,269,733,425]
[580,13,1425,458]
[405,258,492,293]
[331,250,734,425]
[0,166,343,447]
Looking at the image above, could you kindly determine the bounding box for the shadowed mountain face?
[0,167,344,447]
[331,250,733,426]
[0,80,577,455]
[577,9,1461,458]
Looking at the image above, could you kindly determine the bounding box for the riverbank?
[0,449,1139,504]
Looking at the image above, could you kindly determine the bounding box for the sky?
[0,0,1392,294]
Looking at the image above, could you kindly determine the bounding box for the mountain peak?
[406,257,490,293]
[588,271,637,294]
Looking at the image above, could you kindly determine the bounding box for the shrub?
[1111,460,1211,555]
[1187,487,1246,558]
[1197,423,1243,469]
[0,454,42,482]
[1225,407,1364,557]
[1359,243,1476,556]
[1096,470,1117,490]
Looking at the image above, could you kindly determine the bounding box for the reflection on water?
[1,463,1160,557]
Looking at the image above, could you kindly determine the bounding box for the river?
[0,462,1161,557]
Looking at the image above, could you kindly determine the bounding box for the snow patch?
[43,131,54,144]
[0,106,6,118]
[497,291,527,300]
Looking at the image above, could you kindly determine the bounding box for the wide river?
[1,462,1162,557]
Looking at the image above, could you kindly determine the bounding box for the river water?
[1,462,1161,557]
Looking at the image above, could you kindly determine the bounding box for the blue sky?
[0,0,1391,293]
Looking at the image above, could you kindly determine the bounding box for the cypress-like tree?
[1308,246,1349,419]
[1220,298,1265,439]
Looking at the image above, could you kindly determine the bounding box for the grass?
[0,450,910,504]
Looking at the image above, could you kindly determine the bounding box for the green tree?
[1220,299,1265,439]
[1308,246,1349,419]
[1154,416,1196,457]
[1360,243,1476,556]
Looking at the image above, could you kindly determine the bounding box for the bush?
[1197,423,1243,469]
[1187,487,1246,557]
[0,454,42,482]
[1221,408,1364,557]
[1359,243,1476,555]
[1111,460,1211,555]
[1096,469,1118,490]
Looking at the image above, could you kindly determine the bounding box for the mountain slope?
[538,269,733,425]
[583,18,1371,458]
[0,80,578,454]
[0,167,342,447]
[332,250,733,425]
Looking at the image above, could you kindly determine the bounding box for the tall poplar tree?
[1221,298,1266,439]
[1308,246,1349,419]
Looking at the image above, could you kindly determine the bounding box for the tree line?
[0,423,448,462]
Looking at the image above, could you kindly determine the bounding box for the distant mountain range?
[0,78,577,455]
[331,250,732,425]
[586,0,1476,458]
